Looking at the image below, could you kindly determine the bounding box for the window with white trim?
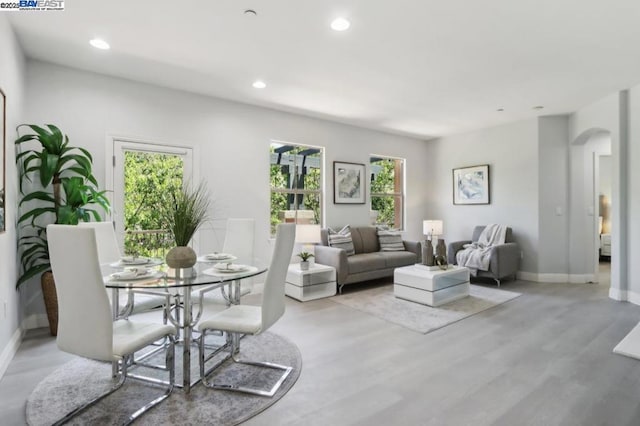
[370,155,405,229]
[270,142,323,235]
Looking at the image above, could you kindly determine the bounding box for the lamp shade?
[423,220,443,236]
[295,224,322,243]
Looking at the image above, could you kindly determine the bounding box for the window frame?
[370,154,406,230]
[270,140,324,235]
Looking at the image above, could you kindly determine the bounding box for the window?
[270,142,323,234]
[370,156,405,229]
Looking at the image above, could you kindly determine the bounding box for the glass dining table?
[103,261,267,393]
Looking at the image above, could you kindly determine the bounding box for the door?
[112,140,193,257]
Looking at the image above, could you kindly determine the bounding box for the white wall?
[0,16,26,378]
[627,86,640,303]
[424,118,539,273]
[538,116,570,276]
[21,60,430,319]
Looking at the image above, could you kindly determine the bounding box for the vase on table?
[422,240,435,266]
[166,246,197,269]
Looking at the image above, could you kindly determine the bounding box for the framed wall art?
[453,164,490,205]
[333,161,365,204]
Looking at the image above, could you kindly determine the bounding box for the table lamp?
[423,220,443,242]
[295,224,322,270]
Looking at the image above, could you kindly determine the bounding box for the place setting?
[106,266,165,283]
[197,252,238,264]
[109,255,164,268]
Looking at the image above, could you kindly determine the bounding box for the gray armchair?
[447,225,519,286]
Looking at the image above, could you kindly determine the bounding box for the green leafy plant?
[297,251,314,262]
[15,124,109,287]
[159,181,211,246]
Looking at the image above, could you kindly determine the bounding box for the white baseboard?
[22,313,49,330]
[628,291,640,306]
[610,287,626,301]
[0,326,24,381]
[517,271,596,284]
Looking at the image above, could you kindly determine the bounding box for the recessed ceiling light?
[252,80,266,89]
[533,105,544,110]
[331,17,351,31]
[89,38,110,50]
[244,9,257,16]
[496,108,504,112]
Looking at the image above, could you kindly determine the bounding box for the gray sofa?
[315,226,421,293]
[447,225,520,286]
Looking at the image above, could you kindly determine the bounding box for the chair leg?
[494,278,501,287]
[200,331,292,397]
[55,336,176,426]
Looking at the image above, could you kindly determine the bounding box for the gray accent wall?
[424,118,540,273]
[537,116,570,275]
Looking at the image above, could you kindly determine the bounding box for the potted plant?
[15,124,109,335]
[159,181,211,273]
[297,251,314,271]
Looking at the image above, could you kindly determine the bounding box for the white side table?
[285,263,336,302]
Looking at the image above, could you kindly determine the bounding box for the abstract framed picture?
[334,161,366,204]
[453,164,490,205]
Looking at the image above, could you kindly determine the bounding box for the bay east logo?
[0,0,64,11]
[20,0,64,9]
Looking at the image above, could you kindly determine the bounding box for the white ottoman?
[394,265,470,307]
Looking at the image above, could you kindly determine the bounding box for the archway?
[570,128,612,288]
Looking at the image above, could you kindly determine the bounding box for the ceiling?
[8,0,640,140]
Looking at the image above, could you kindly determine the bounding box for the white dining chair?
[47,224,176,425]
[195,218,256,305]
[79,221,167,316]
[197,223,295,397]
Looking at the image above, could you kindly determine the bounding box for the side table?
[285,263,336,302]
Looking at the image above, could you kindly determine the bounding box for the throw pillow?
[327,225,355,256]
[377,229,405,251]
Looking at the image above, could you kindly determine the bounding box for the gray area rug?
[26,332,301,425]
[332,284,521,334]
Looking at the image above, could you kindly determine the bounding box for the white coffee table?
[285,263,336,302]
[394,265,470,307]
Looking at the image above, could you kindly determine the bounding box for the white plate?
[109,258,163,268]
[212,263,250,273]
[108,270,163,281]
[197,255,237,264]
[206,252,235,260]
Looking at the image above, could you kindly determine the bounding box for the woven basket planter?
[41,271,58,336]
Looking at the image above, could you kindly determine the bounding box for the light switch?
[555,207,563,216]
[587,206,594,216]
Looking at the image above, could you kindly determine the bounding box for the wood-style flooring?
[3,263,640,425]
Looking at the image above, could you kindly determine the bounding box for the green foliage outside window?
[270,144,322,234]
[371,158,403,229]
[124,151,183,256]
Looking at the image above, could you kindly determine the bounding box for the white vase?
[300,261,310,271]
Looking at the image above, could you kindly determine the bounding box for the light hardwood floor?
[3,268,640,426]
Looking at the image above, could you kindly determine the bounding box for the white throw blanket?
[456,224,508,276]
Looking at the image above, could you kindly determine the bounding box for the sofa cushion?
[382,251,417,268]
[347,253,386,274]
[327,225,355,256]
[377,229,405,251]
[351,226,380,254]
